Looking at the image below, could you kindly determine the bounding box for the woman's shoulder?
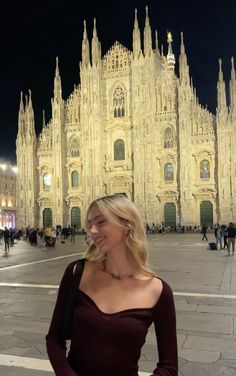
[137,275,174,310]
[152,277,175,309]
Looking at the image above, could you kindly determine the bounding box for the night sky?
[0,0,235,163]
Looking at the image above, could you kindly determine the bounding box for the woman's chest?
[79,278,160,314]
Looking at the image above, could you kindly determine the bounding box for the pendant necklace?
[103,261,136,280]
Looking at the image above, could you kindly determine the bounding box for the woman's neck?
[104,251,135,276]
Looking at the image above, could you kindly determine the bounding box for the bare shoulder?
[150,276,164,300]
[136,273,164,304]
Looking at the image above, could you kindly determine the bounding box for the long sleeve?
[46,262,79,376]
[152,281,178,375]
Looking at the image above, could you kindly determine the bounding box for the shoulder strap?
[73,258,86,286]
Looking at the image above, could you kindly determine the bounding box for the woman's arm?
[46,262,79,376]
[152,281,178,376]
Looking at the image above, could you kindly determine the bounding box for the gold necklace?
[103,261,136,280]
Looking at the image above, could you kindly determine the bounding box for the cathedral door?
[164,203,176,226]
[71,207,81,230]
[200,201,213,226]
[43,208,52,228]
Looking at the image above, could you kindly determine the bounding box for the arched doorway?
[200,201,213,226]
[71,207,81,230]
[164,203,176,226]
[43,208,52,228]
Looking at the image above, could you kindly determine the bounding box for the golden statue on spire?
[167,31,173,43]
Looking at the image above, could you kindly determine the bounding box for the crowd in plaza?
[2,221,236,256]
[0,224,83,253]
[201,222,236,255]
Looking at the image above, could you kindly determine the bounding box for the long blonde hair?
[84,194,155,277]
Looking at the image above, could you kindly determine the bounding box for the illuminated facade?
[0,160,17,229]
[16,8,236,229]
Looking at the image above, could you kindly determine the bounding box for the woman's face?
[87,205,126,253]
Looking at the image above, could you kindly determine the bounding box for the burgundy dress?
[46,261,178,376]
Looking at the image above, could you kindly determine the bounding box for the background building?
[0,159,17,228]
[16,8,236,229]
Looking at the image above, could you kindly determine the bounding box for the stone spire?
[132,8,141,58]
[166,31,175,72]
[179,32,189,84]
[82,20,90,67]
[143,6,152,57]
[17,91,25,137]
[229,57,236,113]
[217,59,227,111]
[155,30,160,55]
[26,89,35,136]
[92,18,101,67]
[42,109,46,128]
[53,57,62,100]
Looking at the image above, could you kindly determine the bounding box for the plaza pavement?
[0,232,236,375]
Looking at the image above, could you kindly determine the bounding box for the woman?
[46,194,178,375]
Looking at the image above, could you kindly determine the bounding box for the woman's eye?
[98,220,106,225]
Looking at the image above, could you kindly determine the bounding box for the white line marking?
[0,283,58,289]
[174,291,236,299]
[0,252,84,271]
[0,282,236,300]
[0,354,52,372]
[0,354,150,375]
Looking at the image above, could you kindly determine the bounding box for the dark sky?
[1,0,235,163]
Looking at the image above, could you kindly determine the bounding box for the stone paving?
[0,232,236,375]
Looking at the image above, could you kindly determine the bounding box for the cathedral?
[16,7,236,230]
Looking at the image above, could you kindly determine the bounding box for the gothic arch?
[68,136,80,158]
[200,201,213,226]
[43,208,52,228]
[164,127,175,148]
[164,203,176,226]
[110,83,127,118]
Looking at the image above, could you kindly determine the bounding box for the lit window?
[71,171,79,187]
[113,86,125,118]
[43,173,52,190]
[200,160,210,179]
[114,139,125,160]
[164,163,174,181]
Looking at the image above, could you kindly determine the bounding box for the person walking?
[3,227,10,254]
[214,224,223,250]
[201,224,208,241]
[227,222,236,255]
[222,225,228,250]
[70,225,76,242]
[46,194,178,376]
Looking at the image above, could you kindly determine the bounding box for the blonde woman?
[46,194,178,375]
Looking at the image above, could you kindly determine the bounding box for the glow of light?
[0,164,7,170]
[11,166,18,173]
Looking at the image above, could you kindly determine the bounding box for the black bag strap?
[73,258,86,287]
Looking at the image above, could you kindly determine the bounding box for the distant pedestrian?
[201,224,208,241]
[70,225,76,242]
[214,225,223,250]
[51,228,57,247]
[227,222,236,255]
[3,227,10,253]
[222,225,228,250]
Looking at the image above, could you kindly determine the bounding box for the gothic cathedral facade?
[16,8,236,229]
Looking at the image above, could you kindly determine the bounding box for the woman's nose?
[90,224,98,233]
